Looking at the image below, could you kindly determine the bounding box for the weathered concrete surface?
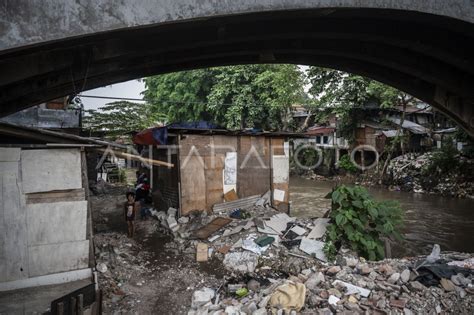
[27,200,87,246]
[0,148,89,284]
[21,149,82,193]
[0,162,29,282]
[0,106,81,129]
[1,0,473,50]
[28,240,89,277]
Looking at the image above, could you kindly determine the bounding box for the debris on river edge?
[92,187,474,314]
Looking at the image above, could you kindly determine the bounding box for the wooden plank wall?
[178,134,290,215]
[179,135,237,215]
[237,136,271,198]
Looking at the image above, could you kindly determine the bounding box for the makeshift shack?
[0,122,131,298]
[133,124,297,216]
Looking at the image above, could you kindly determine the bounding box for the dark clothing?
[124,201,139,221]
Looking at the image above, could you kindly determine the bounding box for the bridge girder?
[1,3,474,135]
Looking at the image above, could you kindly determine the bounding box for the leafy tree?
[142,69,217,122]
[143,65,304,130]
[83,101,165,137]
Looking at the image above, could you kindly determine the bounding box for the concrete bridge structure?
[1,1,474,135]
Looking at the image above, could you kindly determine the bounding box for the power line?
[79,94,146,102]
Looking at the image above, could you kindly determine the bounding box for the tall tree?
[143,65,304,130]
[83,101,164,137]
[142,69,218,122]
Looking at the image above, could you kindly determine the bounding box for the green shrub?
[324,185,403,261]
[338,154,358,173]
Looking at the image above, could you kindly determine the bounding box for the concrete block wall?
[0,148,89,284]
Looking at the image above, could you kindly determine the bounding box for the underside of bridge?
[1,8,474,135]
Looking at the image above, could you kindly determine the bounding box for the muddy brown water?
[290,176,474,258]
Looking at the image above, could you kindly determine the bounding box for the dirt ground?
[90,184,225,314]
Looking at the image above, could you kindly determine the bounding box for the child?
[124,191,139,238]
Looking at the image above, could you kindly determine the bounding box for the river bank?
[296,152,474,199]
[290,176,474,258]
[91,183,474,314]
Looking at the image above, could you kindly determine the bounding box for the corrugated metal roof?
[387,117,429,134]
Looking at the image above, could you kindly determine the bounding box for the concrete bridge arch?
[1,1,474,135]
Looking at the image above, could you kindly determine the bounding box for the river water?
[289,176,474,258]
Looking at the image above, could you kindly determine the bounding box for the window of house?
[316,136,321,143]
[323,136,329,144]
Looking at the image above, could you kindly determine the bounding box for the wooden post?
[77,294,84,315]
[70,297,77,315]
[57,302,64,315]
[81,149,96,268]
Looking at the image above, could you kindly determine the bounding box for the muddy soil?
[91,184,224,314]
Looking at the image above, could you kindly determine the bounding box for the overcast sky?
[80,79,146,111]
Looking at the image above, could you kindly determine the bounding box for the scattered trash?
[235,287,249,298]
[96,262,108,273]
[223,251,258,273]
[191,287,215,308]
[307,218,330,239]
[193,217,232,239]
[332,280,371,297]
[224,189,239,202]
[426,244,441,263]
[269,281,306,312]
[196,243,208,262]
[212,195,261,213]
[299,237,327,261]
[254,235,275,247]
[230,208,251,219]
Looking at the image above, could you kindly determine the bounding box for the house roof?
[387,117,429,134]
[306,126,335,135]
[133,124,306,145]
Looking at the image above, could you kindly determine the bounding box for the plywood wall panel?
[180,155,206,215]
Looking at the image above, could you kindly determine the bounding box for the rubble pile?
[387,153,474,198]
[147,193,473,314]
[186,251,474,315]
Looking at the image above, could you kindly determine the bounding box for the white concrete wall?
[0,148,89,286]
[21,149,82,193]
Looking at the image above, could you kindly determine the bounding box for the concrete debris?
[289,225,307,236]
[191,287,215,308]
[307,218,330,239]
[264,213,295,234]
[299,237,327,262]
[332,280,371,297]
[223,252,258,273]
[96,262,108,273]
[92,183,474,314]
